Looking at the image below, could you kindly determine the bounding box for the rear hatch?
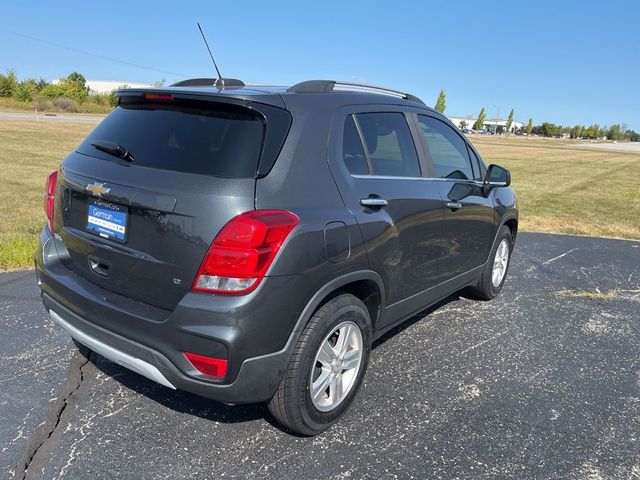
[55,91,290,310]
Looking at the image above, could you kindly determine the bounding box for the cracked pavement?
[1,233,639,479]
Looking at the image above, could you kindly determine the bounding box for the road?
[1,233,639,479]
[0,111,104,123]
[571,142,640,154]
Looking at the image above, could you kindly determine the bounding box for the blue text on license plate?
[87,203,127,241]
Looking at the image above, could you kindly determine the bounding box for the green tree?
[35,78,49,91]
[526,118,533,135]
[626,130,640,142]
[65,72,88,91]
[472,107,486,130]
[539,122,562,137]
[434,89,446,113]
[153,78,166,88]
[0,68,18,97]
[607,124,622,141]
[584,124,601,139]
[505,109,515,133]
[570,125,583,139]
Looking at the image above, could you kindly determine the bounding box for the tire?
[268,293,372,436]
[466,225,513,300]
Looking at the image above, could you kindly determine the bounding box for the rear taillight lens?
[44,170,58,233]
[192,210,299,295]
[143,92,174,102]
[184,352,228,380]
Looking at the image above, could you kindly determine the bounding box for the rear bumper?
[35,229,310,404]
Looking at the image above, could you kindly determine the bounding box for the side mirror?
[484,164,511,188]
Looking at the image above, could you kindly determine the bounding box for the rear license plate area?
[86,200,128,242]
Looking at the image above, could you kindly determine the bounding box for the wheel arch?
[294,271,385,344]
[504,217,518,241]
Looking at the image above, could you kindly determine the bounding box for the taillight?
[184,352,228,380]
[44,170,58,233]
[143,92,174,102]
[192,210,299,295]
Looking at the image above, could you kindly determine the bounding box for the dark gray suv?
[35,79,518,435]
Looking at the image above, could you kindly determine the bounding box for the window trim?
[351,114,374,174]
[467,142,487,180]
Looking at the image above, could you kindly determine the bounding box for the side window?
[418,115,474,180]
[342,115,369,175]
[356,113,421,177]
[467,146,485,180]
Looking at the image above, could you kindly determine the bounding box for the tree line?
[0,68,163,113]
[0,69,117,110]
[433,89,638,142]
[0,70,637,141]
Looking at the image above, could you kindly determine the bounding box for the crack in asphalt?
[11,348,94,480]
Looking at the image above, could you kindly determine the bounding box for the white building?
[52,79,154,93]
[85,80,154,93]
[448,115,524,133]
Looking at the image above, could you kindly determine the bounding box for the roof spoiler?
[170,78,246,88]
[287,80,425,105]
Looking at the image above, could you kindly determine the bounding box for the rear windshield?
[77,102,265,178]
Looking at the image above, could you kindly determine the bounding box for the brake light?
[143,92,174,102]
[192,210,299,295]
[184,352,228,379]
[44,170,58,233]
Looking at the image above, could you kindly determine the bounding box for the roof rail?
[171,77,246,88]
[287,80,425,105]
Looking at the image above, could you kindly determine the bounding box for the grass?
[469,136,640,239]
[0,121,94,269]
[555,289,619,300]
[0,122,638,270]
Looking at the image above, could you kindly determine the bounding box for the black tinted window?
[342,115,369,174]
[78,103,265,178]
[357,113,421,177]
[418,115,473,180]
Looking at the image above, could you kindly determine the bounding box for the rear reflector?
[184,352,228,379]
[143,92,174,102]
[192,210,299,295]
[44,170,58,233]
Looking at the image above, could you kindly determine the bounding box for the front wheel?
[268,294,371,436]
[467,225,513,300]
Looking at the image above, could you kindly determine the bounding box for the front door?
[415,114,495,283]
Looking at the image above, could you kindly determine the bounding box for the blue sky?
[1,1,639,129]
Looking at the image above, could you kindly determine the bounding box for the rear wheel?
[467,225,513,300]
[268,294,371,436]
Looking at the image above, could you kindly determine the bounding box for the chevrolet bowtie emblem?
[86,182,111,197]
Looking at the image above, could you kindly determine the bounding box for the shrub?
[52,97,78,112]
[40,82,88,103]
[14,80,39,102]
[33,96,53,111]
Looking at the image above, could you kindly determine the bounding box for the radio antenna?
[196,22,224,87]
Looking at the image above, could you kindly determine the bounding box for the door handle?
[360,197,388,207]
[446,201,462,210]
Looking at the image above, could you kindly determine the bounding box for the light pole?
[494,105,500,134]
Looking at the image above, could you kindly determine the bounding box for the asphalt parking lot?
[1,232,639,479]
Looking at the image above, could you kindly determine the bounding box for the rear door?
[55,93,289,310]
[330,106,446,312]
[415,114,495,282]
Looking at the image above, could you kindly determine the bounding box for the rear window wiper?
[90,140,135,162]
